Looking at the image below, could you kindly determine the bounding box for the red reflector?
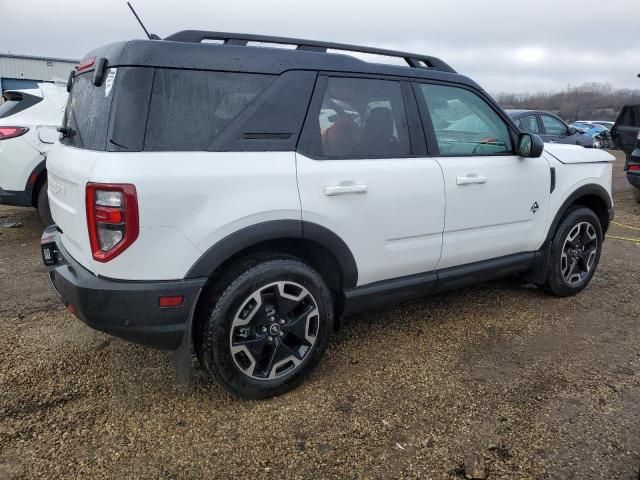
[0,127,29,140]
[159,296,184,308]
[67,304,76,315]
[629,165,640,172]
[75,57,96,73]
[94,206,123,223]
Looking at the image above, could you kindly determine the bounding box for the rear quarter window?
[0,91,43,119]
[62,70,115,150]
[144,70,274,151]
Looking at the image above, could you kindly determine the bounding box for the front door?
[296,75,445,287]
[414,82,551,269]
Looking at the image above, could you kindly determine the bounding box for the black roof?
[82,31,480,89]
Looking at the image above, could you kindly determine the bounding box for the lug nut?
[278,331,284,337]
[267,336,274,343]
[261,327,267,334]
[279,319,285,325]
[269,316,276,322]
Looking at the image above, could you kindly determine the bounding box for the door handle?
[324,184,368,196]
[456,175,487,185]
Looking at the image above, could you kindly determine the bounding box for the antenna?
[126,2,160,40]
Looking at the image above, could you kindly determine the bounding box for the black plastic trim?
[344,252,537,315]
[185,220,359,288]
[550,167,556,193]
[544,184,613,243]
[43,226,207,350]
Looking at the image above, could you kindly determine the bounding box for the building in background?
[0,53,77,92]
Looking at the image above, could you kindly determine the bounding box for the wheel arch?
[545,184,612,245]
[28,161,47,207]
[185,220,358,291]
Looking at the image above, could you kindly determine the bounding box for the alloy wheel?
[561,221,598,286]
[229,281,320,380]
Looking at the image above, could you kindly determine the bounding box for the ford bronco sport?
[41,31,615,398]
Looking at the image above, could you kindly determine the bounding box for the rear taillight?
[629,165,640,172]
[86,183,139,262]
[0,127,29,140]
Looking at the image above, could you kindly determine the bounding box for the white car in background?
[0,82,67,224]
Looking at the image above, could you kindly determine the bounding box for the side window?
[416,83,512,156]
[145,70,273,151]
[541,114,568,136]
[314,77,411,157]
[519,115,541,134]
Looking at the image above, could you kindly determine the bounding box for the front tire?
[37,181,54,226]
[198,257,333,399]
[543,207,603,297]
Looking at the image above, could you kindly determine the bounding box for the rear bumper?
[42,226,207,350]
[0,186,32,207]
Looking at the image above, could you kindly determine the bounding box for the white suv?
[0,82,67,224]
[41,31,615,398]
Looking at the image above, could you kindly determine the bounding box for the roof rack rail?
[164,30,456,73]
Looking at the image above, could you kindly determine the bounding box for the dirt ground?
[1,151,639,479]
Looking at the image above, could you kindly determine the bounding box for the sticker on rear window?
[105,68,117,97]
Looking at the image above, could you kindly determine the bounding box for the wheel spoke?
[263,341,298,379]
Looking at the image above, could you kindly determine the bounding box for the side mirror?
[568,127,578,135]
[517,133,544,158]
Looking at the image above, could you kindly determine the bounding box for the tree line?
[495,82,640,122]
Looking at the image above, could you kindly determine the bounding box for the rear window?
[144,70,274,151]
[0,91,43,119]
[61,70,115,150]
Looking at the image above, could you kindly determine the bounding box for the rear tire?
[197,256,333,399]
[37,181,54,226]
[543,207,602,297]
[634,186,640,203]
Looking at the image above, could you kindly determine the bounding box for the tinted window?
[618,107,640,128]
[417,84,512,156]
[541,114,568,135]
[315,77,411,157]
[0,91,43,119]
[518,115,540,134]
[145,70,273,151]
[61,70,114,150]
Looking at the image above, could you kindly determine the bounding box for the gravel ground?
[1,151,639,479]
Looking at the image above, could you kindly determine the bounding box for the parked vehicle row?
[0,82,67,224]
[508,110,602,148]
[40,31,614,398]
[611,104,640,202]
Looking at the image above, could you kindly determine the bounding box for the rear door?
[296,75,445,287]
[611,105,640,157]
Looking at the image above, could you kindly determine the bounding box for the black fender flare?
[184,220,358,289]
[544,183,613,245]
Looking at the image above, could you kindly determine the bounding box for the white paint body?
[0,83,67,192]
[47,142,614,285]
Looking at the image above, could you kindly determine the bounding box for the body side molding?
[344,252,537,315]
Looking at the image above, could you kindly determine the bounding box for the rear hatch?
[611,105,640,158]
[47,68,115,267]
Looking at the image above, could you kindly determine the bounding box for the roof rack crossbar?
[164,30,456,73]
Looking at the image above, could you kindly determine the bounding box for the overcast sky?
[2,0,638,94]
